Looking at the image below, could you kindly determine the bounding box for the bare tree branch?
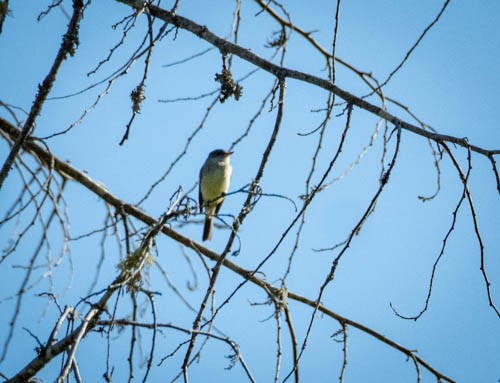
[0,117,456,383]
[0,0,84,190]
[113,0,499,158]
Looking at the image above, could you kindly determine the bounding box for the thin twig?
[0,0,84,190]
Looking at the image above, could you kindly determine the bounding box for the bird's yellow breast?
[200,161,231,208]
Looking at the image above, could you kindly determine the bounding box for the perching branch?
[0,117,456,383]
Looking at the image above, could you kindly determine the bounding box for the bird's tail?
[203,215,213,241]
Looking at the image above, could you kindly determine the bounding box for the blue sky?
[1,1,499,382]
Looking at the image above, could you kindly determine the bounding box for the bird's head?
[208,149,233,163]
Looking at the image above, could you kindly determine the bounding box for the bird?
[199,149,233,241]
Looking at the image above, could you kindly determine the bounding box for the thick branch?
[0,118,456,383]
[3,177,173,383]
[115,0,499,158]
[6,276,118,383]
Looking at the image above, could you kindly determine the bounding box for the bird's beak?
[225,151,233,156]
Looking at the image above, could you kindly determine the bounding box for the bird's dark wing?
[214,195,224,215]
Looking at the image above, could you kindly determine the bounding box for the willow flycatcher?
[199,149,233,241]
